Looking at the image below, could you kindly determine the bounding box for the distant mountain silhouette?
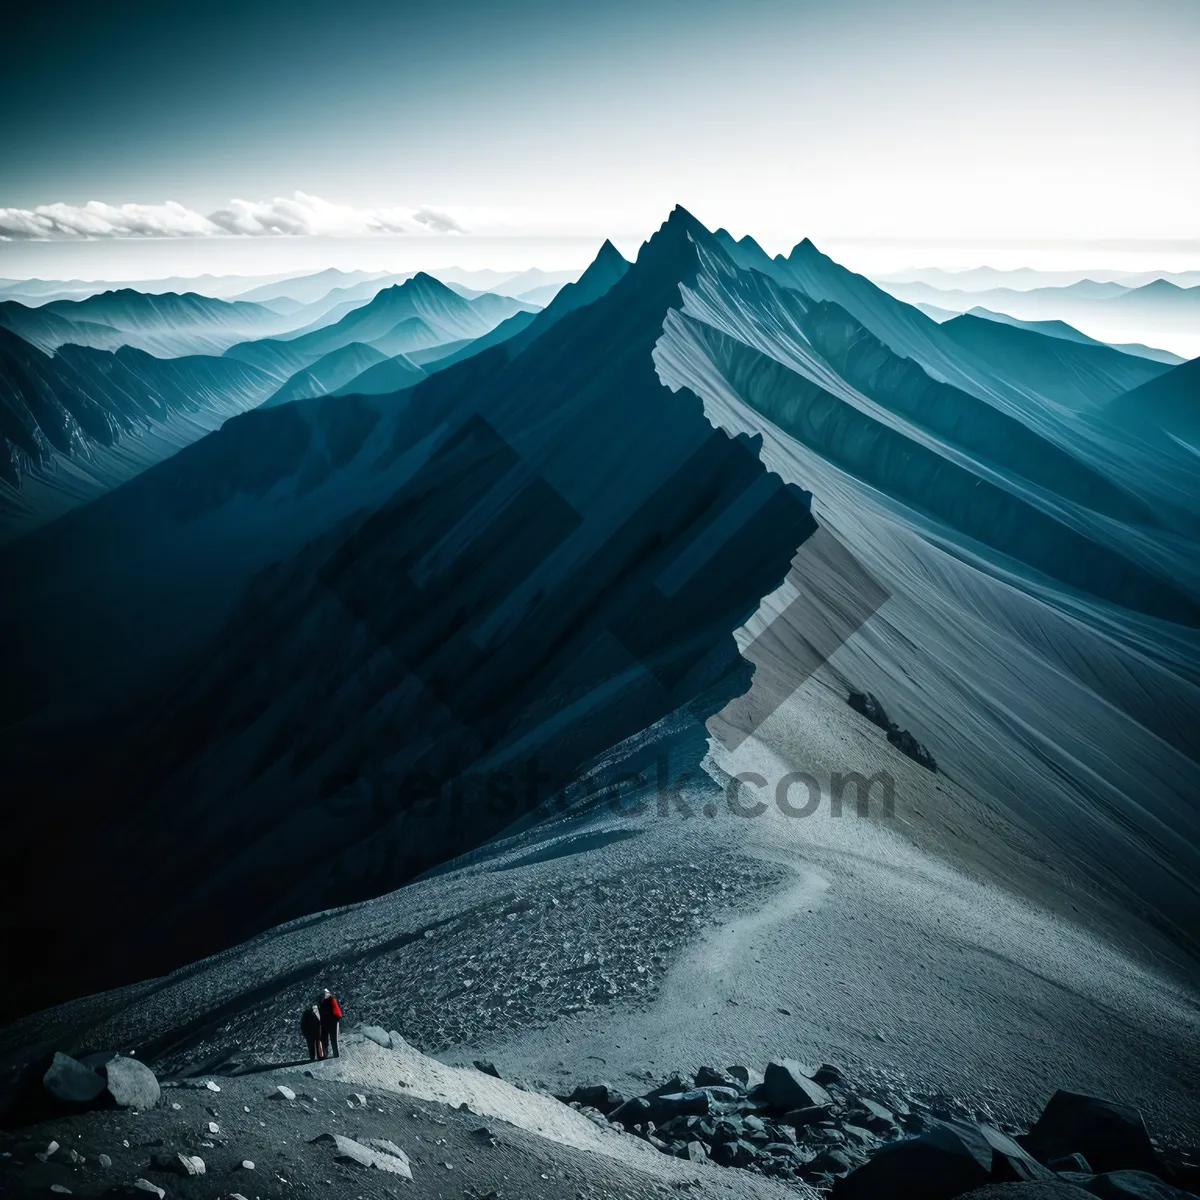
[1,290,295,357]
[963,307,1184,366]
[225,273,539,372]
[330,351,427,397]
[262,342,392,408]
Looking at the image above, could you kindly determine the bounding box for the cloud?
[412,206,466,234]
[0,193,469,240]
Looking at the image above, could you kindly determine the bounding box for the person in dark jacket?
[301,1004,323,1061]
[319,988,342,1058]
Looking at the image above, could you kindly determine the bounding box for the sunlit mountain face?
[2,3,1198,1195]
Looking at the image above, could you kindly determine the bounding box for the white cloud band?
[0,193,467,240]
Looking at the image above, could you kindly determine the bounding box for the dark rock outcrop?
[847,690,938,771]
[1023,1092,1163,1177]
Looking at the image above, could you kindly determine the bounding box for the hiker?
[319,988,343,1058]
[301,1004,323,1061]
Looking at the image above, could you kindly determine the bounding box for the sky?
[3,0,1198,279]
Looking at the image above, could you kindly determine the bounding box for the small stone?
[240,1159,255,1170]
[98,1154,113,1168]
[205,1080,221,1092]
[207,1121,219,1134]
[50,1186,72,1194]
[170,1102,181,1111]
[131,1182,166,1198]
[274,1085,297,1101]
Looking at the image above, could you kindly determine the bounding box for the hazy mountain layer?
[1,290,297,357]
[963,307,1186,366]
[880,277,1200,359]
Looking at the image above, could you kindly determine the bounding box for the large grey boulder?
[43,1052,106,1106]
[1022,1093,1163,1178]
[104,1056,160,1110]
[833,1120,1051,1199]
[763,1060,832,1111]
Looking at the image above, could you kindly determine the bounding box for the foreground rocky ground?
[2,1032,1197,1200]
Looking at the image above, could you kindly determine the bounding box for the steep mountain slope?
[261,342,391,408]
[963,307,1185,365]
[940,312,1171,407]
[653,226,1200,954]
[1106,355,1200,442]
[0,328,277,538]
[0,210,815,1010]
[712,229,1200,521]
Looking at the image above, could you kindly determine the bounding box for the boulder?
[43,1052,106,1107]
[557,1083,624,1113]
[833,1120,1049,1199]
[359,1026,393,1048]
[473,1060,501,1078]
[1023,1093,1162,1177]
[1084,1171,1194,1199]
[273,1085,297,1101]
[763,1060,832,1112]
[103,1057,160,1111]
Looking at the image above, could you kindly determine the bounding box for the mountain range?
[879,277,1200,358]
[2,207,1197,1026]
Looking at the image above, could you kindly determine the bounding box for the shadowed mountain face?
[0,328,278,538]
[0,210,815,1013]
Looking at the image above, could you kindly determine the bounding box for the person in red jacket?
[319,988,343,1058]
